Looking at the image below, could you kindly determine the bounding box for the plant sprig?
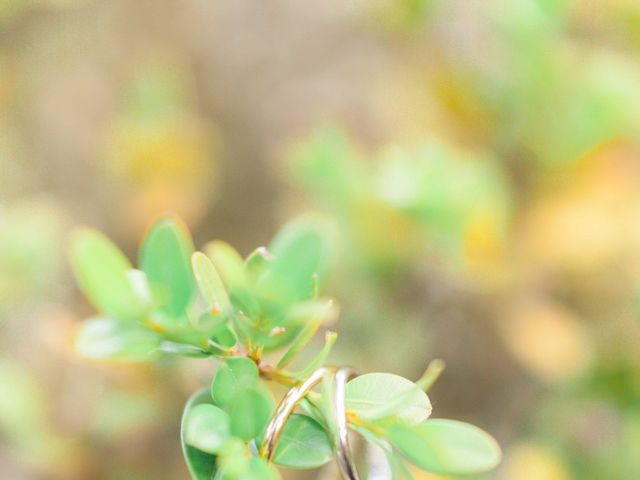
[70,215,501,479]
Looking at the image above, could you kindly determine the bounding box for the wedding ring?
[259,365,362,480]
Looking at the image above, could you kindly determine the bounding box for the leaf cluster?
[70,216,501,478]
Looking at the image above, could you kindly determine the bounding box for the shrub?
[69,215,501,479]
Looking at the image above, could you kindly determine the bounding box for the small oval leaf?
[184,404,231,454]
[388,419,502,475]
[211,357,259,408]
[181,389,218,480]
[70,228,147,320]
[346,373,431,424]
[272,414,333,468]
[229,386,273,441]
[140,217,195,317]
[192,252,231,313]
[257,218,330,307]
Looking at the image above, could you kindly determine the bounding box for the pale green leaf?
[388,419,502,475]
[272,414,333,469]
[181,389,217,480]
[75,317,162,361]
[229,386,273,441]
[211,357,259,408]
[69,228,147,320]
[184,404,231,454]
[192,252,231,313]
[346,373,431,424]
[140,217,195,317]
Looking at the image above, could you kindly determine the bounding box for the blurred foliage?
[103,62,221,233]
[1,0,640,478]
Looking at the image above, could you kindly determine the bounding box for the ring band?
[333,367,359,480]
[259,366,361,480]
[259,366,337,459]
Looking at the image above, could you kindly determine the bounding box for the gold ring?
[259,366,337,459]
[259,366,361,480]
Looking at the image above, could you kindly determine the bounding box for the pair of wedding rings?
[259,366,361,480]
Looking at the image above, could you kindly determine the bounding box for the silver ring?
[333,367,359,480]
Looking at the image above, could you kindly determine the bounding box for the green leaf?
[293,331,338,379]
[206,241,259,316]
[229,386,273,441]
[346,373,431,424]
[244,247,272,284]
[277,299,338,368]
[140,217,195,317]
[75,317,162,361]
[289,126,365,207]
[272,414,333,469]
[69,228,148,320]
[157,341,211,358]
[195,311,228,335]
[216,443,279,480]
[242,456,279,480]
[181,389,217,480]
[257,217,329,306]
[211,357,259,408]
[184,404,231,454]
[210,323,238,349]
[192,252,231,314]
[388,419,502,475]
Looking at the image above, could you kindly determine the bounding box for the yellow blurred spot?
[104,115,220,232]
[463,209,507,277]
[353,198,425,268]
[499,299,591,383]
[501,442,571,480]
[523,145,640,272]
[410,467,448,479]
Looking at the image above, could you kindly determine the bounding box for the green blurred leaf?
[192,252,231,314]
[210,323,238,349]
[75,317,162,361]
[290,126,365,208]
[346,373,431,424]
[184,404,231,454]
[277,299,338,368]
[0,360,48,437]
[244,247,272,284]
[388,419,502,475]
[206,241,259,316]
[229,386,273,441]
[257,217,329,307]
[216,442,279,480]
[157,341,211,358]
[272,414,333,468]
[211,357,259,408]
[294,331,337,379]
[69,228,148,320]
[140,217,195,317]
[181,389,218,480]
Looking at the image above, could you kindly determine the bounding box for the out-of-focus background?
[2,0,640,479]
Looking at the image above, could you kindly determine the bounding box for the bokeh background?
[2,0,640,479]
